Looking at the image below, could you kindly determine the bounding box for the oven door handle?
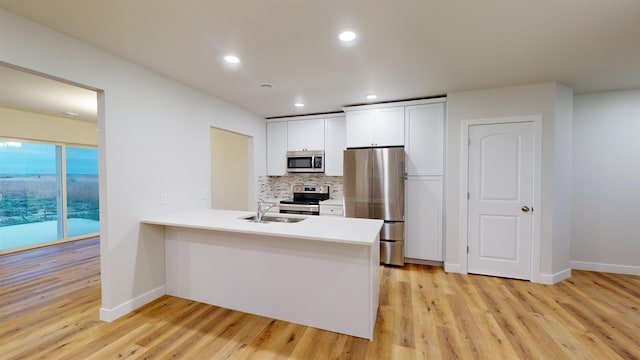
[279,204,319,213]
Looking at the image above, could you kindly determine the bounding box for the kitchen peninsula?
[141,209,382,339]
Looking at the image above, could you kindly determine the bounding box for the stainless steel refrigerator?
[343,147,405,266]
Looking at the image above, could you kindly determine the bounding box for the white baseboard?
[571,261,640,276]
[444,262,466,274]
[534,268,572,285]
[99,285,165,322]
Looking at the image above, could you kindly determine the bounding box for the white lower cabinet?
[320,200,344,216]
[320,204,344,216]
[405,176,443,261]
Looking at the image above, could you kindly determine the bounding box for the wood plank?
[2,240,640,359]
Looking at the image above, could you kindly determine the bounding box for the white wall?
[0,9,266,320]
[571,90,640,275]
[0,107,98,146]
[445,82,572,283]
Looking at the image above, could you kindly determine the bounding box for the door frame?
[459,115,543,282]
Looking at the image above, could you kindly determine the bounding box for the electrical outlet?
[160,193,168,205]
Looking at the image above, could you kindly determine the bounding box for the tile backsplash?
[258,175,344,200]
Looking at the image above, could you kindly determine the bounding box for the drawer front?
[381,221,404,241]
[320,205,344,216]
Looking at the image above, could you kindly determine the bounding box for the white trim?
[99,285,165,322]
[571,261,640,276]
[535,268,572,285]
[266,112,344,122]
[444,262,466,274]
[459,122,470,275]
[531,116,543,283]
[343,97,447,112]
[459,115,543,282]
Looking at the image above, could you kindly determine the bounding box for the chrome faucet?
[256,201,279,222]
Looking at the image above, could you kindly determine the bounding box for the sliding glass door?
[0,139,99,251]
[66,146,100,237]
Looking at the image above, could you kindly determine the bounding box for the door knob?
[521,206,530,212]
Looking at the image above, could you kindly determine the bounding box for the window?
[0,140,99,251]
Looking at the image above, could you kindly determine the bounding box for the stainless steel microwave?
[286,150,324,173]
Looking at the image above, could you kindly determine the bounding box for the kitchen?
[139,88,554,341]
[259,98,446,268]
[140,99,442,339]
[1,1,640,358]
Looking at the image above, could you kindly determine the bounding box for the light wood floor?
[1,238,639,359]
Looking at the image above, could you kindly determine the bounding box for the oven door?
[279,203,320,215]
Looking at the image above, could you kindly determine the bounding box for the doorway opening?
[0,63,100,254]
[210,127,253,211]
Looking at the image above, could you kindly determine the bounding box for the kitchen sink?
[242,215,307,223]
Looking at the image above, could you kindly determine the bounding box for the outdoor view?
[0,140,99,251]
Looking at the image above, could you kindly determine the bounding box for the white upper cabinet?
[405,103,445,176]
[266,121,287,176]
[345,111,375,148]
[287,118,325,151]
[345,107,404,148]
[324,116,346,176]
[374,107,405,146]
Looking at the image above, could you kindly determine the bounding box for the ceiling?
[1,0,640,118]
[0,64,97,122]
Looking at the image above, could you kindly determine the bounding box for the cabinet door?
[266,121,287,175]
[374,107,404,146]
[405,176,443,261]
[304,118,325,151]
[346,110,375,148]
[287,120,307,151]
[405,103,445,176]
[324,116,346,176]
[287,119,325,151]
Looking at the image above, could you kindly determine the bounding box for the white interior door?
[467,122,534,280]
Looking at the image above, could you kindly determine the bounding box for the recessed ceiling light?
[294,103,305,108]
[62,111,79,117]
[366,94,377,100]
[338,30,357,42]
[224,55,240,64]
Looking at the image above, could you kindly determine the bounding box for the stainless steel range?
[279,185,330,215]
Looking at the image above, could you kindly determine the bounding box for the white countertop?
[141,208,382,246]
